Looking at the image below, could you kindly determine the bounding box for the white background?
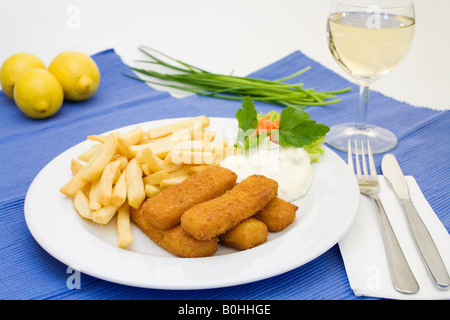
[1,0,449,110]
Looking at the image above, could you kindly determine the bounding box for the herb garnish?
[236,96,329,150]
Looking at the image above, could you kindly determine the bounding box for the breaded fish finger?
[254,197,298,232]
[130,206,218,258]
[181,174,278,240]
[219,218,268,250]
[141,166,237,230]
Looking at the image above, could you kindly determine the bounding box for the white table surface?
[1,0,449,111]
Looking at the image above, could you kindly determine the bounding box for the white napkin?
[338,175,450,300]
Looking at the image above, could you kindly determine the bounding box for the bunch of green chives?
[127,46,350,109]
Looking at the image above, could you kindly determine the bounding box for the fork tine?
[354,140,362,179]
[367,140,377,181]
[347,139,355,174]
[360,140,369,180]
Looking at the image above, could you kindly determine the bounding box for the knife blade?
[381,153,450,290]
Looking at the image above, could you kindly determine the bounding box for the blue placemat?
[0,48,448,300]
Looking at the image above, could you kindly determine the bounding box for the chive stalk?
[126,46,351,109]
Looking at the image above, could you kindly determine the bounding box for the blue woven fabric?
[0,49,448,300]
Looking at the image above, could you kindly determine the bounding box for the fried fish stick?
[141,166,237,230]
[219,218,268,250]
[254,197,298,232]
[181,175,278,240]
[130,206,218,258]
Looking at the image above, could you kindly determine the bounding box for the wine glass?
[325,0,415,154]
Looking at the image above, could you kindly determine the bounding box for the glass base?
[325,123,397,154]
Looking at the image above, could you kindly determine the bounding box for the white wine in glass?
[325,0,415,154]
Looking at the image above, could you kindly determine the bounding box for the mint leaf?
[236,96,258,145]
[278,107,329,148]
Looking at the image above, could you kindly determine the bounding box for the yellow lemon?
[0,53,46,99]
[14,68,64,119]
[48,51,100,101]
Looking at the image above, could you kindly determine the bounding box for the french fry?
[73,190,92,220]
[203,138,228,152]
[201,130,216,142]
[70,160,90,195]
[224,143,237,157]
[118,126,144,145]
[127,158,146,209]
[204,138,232,164]
[116,140,134,159]
[129,139,182,159]
[77,144,100,162]
[88,178,102,211]
[168,149,215,165]
[160,175,189,189]
[151,164,191,189]
[80,133,117,181]
[178,140,207,152]
[92,205,119,225]
[98,160,122,206]
[165,137,217,164]
[170,128,193,142]
[116,140,135,160]
[136,147,164,174]
[142,170,169,185]
[117,202,133,248]
[59,175,88,198]
[112,154,129,171]
[140,128,190,145]
[144,184,161,197]
[71,159,84,176]
[110,168,127,207]
[147,115,209,139]
[215,144,236,164]
[161,162,184,172]
[192,119,204,141]
[189,164,217,174]
[87,135,106,143]
[167,164,193,178]
[60,133,117,196]
[115,126,144,159]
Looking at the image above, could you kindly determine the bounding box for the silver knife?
[381,153,450,290]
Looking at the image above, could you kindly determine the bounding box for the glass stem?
[356,85,369,131]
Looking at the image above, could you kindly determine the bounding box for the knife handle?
[371,195,419,294]
[401,199,450,290]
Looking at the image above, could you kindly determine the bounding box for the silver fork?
[348,139,419,294]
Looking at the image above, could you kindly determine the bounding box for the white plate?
[24,117,359,290]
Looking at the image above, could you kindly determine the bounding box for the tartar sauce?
[220,140,313,201]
